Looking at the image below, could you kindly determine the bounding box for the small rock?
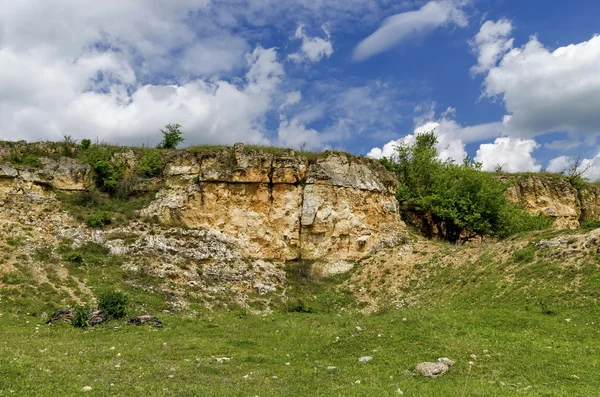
[128,313,163,328]
[82,386,92,392]
[88,309,108,326]
[327,366,337,370]
[46,308,74,324]
[215,357,231,364]
[438,357,455,367]
[396,388,404,395]
[254,283,276,295]
[358,356,373,363]
[415,358,455,378]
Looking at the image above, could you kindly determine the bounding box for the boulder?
[46,308,75,324]
[128,313,163,328]
[415,357,455,378]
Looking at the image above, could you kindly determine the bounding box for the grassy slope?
[2,230,600,395]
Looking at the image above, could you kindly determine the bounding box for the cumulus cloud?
[0,45,283,146]
[0,1,304,145]
[353,0,468,61]
[367,105,503,163]
[470,19,513,74]
[547,154,600,181]
[474,137,541,172]
[366,118,475,163]
[288,25,334,63]
[477,25,600,138]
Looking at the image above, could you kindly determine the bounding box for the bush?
[80,139,91,150]
[85,212,112,228]
[72,306,90,328]
[83,145,123,194]
[92,160,121,193]
[138,151,163,177]
[382,131,551,242]
[157,123,184,149]
[98,291,128,319]
[8,152,43,169]
[63,252,84,264]
[285,298,313,313]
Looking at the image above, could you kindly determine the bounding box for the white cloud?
[289,25,334,63]
[474,137,541,172]
[546,156,571,174]
[0,45,283,146]
[470,19,513,74]
[178,35,249,77]
[367,120,469,163]
[544,139,582,150]
[478,27,600,138]
[547,154,600,181]
[367,105,504,163]
[353,0,468,61]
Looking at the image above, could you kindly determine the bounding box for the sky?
[1,0,600,178]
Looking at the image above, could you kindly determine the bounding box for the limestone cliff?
[141,144,403,261]
[504,174,600,229]
[0,142,403,263]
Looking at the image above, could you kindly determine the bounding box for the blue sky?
[1,0,600,177]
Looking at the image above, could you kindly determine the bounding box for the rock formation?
[0,142,404,263]
[504,175,600,229]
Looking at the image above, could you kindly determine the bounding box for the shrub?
[72,306,90,328]
[85,212,112,228]
[8,152,43,169]
[63,251,84,264]
[98,291,128,319]
[286,298,313,313]
[382,131,552,242]
[157,123,184,149]
[92,160,121,193]
[80,139,91,150]
[138,151,163,177]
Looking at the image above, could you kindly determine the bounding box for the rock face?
[0,159,90,192]
[141,145,404,261]
[504,175,582,229]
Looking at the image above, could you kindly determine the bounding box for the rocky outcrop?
[504,175,582,229]
[0,158,90,191]
[0,142,404,263]
[142,144,403,261]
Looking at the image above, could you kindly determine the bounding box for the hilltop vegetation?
[379,132,553,242]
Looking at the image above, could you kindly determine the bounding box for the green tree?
[381,131,550,243]
[157,123,184,149]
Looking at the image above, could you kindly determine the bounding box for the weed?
[138,151,163,177]
[98,290,128,319]
[85,212,112,228]
[72,306,91,328]
[512,245,536,263]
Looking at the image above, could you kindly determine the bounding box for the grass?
[0,306,598,396]
[55,190,156,226]
[2,235,600,395]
